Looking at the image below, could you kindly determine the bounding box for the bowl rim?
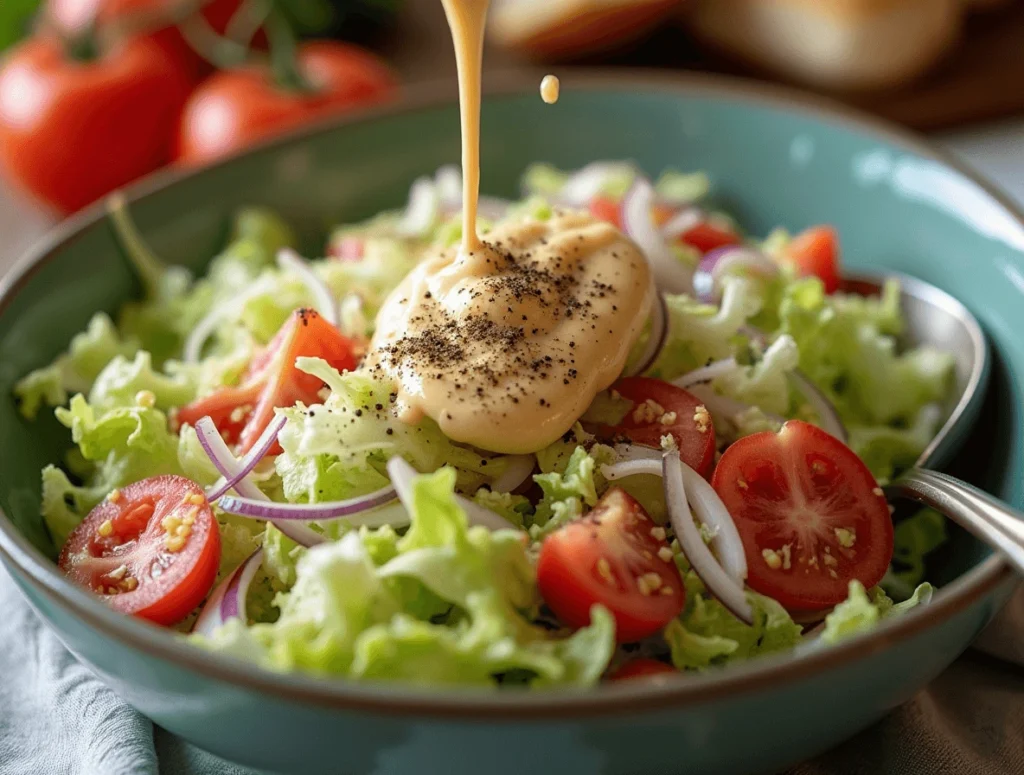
[0,68,1017,719]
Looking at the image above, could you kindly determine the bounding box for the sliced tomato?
[59,476,220,626]
[588,195,622,229]
[178,308,357,454]
[783,226,841,294]
[610,658,678,681]
[680,222,741,254]
[537,488,686,643]
[603,377,716,478]
[711,420,894,612]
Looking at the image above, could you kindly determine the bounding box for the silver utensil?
[848,272,1024,575]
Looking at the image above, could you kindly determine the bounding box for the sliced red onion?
[622,178,694,295]
[386,456,516,531]
[396,177,439,237]
[192,549,263,637]
[206,414,288,502]
[661,208,703,240]
[556,162,637,206]
[603,445,746,584]
[674,358,739,389]
[195,416,325,547]
[663,450,753,624]
[217,485,397,522]
[694,247,779,303]
[490,455,536,493]
[277,249,339,327]
[624,290,668,377]
[788,370,847,443]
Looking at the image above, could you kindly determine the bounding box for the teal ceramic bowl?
[0,72,1021,775]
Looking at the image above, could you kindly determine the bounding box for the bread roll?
[685,0,964,91]
[489,0,680,60]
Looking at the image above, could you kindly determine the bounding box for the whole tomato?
[0,36,192,213]
[45,0,246,82]
[176,40,397,166]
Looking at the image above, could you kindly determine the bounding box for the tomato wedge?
[177,308,357,453]
[603,377,716,478]
[783,226,841,294]
[59,476,220,626]
[610,658,678,681]
[680,223,740,254]
[537,488,686,643]
[711,421,894,611]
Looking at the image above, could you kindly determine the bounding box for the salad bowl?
[0,72,1021,775]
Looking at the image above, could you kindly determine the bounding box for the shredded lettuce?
[530,444,614,539]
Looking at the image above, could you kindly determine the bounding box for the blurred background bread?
[683,0,964,91]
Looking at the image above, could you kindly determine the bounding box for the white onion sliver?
[276,249,338,327]
[602,458,662,481]
[673,358,739,389]
[611,443,662,462]
[663,451,754,624]
[789,370,847,443]
[625,291,668,377]
[386,457,518,531]
[192,549,263,637]
[490,455,536,493]
[621,178,694,295]
[206,414,288,502]
[183,307,223,364]
[557,161,636,206]
[662,207,702,240]
[397,177,439,237]
[435,165,462,206]
[195,417,324,547]
[217,486,398,522]
[677,464,747,584]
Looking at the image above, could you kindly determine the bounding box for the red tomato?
[711,420,894,612]
[177,308,357,454]
[610,658,678,681]
[783,226,841,294]
[46,0,246,82]
[0,36,191,214]
[604,377,716,478]
[588,195,622,228]
[680,223,741,254]
[176,41,397,166]
[537,488,686,643]
[59,475,220,626]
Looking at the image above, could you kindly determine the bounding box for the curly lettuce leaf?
[820,580,935,645]
[14,313,139,420]
[88,352,195,412]
[530,444,615,538]
[885,508,947,597]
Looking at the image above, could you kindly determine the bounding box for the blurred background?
[1,0,1023,262]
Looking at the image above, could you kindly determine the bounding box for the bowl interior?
[1,79,1022,590]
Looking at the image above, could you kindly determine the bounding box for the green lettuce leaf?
[885,508,947,597]
[14,313,139,419]
[530,444,615,538]
[820,580,935,645]
[88,352,196,412]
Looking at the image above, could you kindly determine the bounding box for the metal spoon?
[846,272,1024,575]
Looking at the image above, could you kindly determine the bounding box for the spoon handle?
[886,469,1024,576]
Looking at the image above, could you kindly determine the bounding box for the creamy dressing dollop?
[364,211,652,453]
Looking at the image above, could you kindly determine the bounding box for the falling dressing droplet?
[540,75,560,105]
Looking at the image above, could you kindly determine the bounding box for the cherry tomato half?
[680,222,741,254]
[610,658,678,681]
[176,41,397,166]
[59,475,220,626]
[588,195,622,229]
[783,226,841,294]
[537,488,686,643]
[177,308,358,454]
[711,420,894,611]
[604,377,716,478]
[0,36,191,213]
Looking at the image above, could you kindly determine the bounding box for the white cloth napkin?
[1,562,1021,775]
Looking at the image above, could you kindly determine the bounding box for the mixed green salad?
[16,164,952,687]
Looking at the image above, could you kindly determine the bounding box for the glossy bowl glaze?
[0,73,1021,775]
